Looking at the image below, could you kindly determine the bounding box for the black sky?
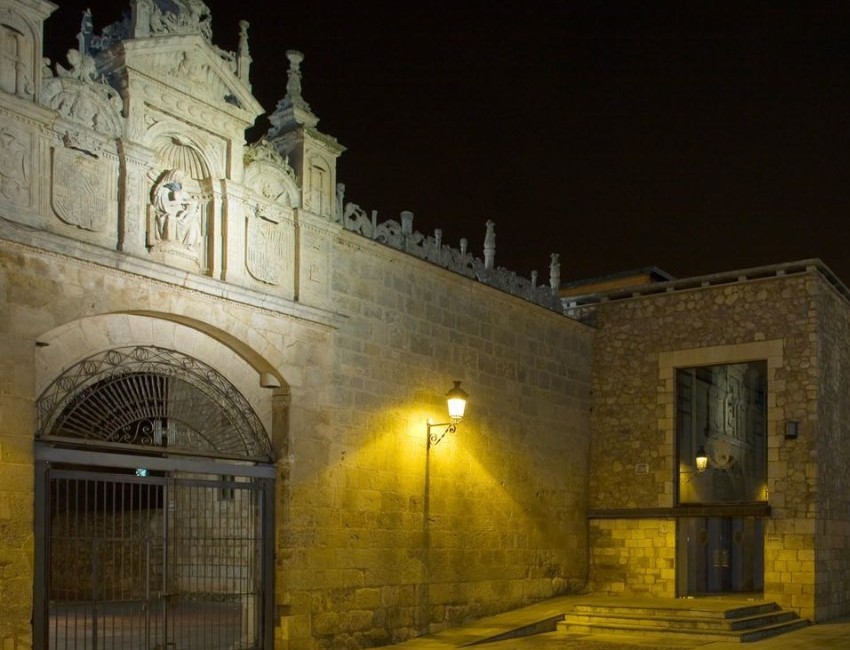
[46,1,850,284]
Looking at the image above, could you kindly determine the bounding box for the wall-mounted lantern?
[695,446,709,473]
[427,381,468,447]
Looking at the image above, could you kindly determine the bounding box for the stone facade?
[4,1,850,648]
[0,1,591,648]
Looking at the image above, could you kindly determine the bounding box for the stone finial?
[400,210,414,236]
[237,20,252,87]
[268,50,319,134]
[549,253,561,291]
[285,50,304,100]
[484,221,496,270]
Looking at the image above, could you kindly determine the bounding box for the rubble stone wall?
[813,280,850,620]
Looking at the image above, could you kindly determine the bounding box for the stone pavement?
[391,596,850,649]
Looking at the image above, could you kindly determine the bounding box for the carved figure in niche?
[151,170,201,248]
[0,127,28,201]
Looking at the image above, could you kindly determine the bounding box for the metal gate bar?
[42,467,266,650]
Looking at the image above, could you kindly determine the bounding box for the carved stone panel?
[51,147,111,231]
[246,211,292,286]
[0,123,31,206]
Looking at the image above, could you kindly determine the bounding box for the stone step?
[559,600,809,643]
[566,609,798,632]
[559,617,810,643]
[572,601,779,619]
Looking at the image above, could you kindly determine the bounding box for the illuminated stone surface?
[0,1,588,648]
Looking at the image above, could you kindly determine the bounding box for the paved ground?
[391,596,850,649]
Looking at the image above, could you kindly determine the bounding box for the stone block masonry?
[273,232,594,648]
[589,519,676,596]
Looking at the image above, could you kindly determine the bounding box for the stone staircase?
[558,598,809,643]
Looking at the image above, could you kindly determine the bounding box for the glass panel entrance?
[677,516,764,596]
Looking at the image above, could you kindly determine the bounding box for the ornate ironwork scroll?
[36,346,272,460]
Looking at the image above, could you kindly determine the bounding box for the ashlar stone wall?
[0,3,595,648]
[589,518,676,596]
[275,230,594,648]
[0,231,342,649]
[579,272,819,617]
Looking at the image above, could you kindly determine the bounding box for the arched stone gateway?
[34,346,275,650]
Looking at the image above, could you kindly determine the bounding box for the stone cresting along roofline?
[561,258,850,317]
[333,194,562,312]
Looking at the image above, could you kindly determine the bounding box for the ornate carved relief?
[41,50,124,137]
[243,139,299,207]
[338,200,562,310]
[51,147,111,232]
[245,210,291,285]
[91,0,214,49]
[131,48,240,110]
[242,140,298,285]
[0,124,30,204]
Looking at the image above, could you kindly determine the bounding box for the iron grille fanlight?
[36,346,272,460]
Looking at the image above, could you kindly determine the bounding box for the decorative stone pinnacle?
[267,49,319,134]
[237,20,252,86]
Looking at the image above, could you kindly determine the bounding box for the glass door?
[677,516,764,596]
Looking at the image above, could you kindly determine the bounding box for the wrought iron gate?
[38,460,273,650]
[34,347,277,649]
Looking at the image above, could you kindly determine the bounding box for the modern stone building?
[567,260,850,623]
[1,1,849,649]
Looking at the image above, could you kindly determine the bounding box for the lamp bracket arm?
[427,422,457,447]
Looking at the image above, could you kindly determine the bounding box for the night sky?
[45,1,850,285]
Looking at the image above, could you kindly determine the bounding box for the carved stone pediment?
[102,37,263,125]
